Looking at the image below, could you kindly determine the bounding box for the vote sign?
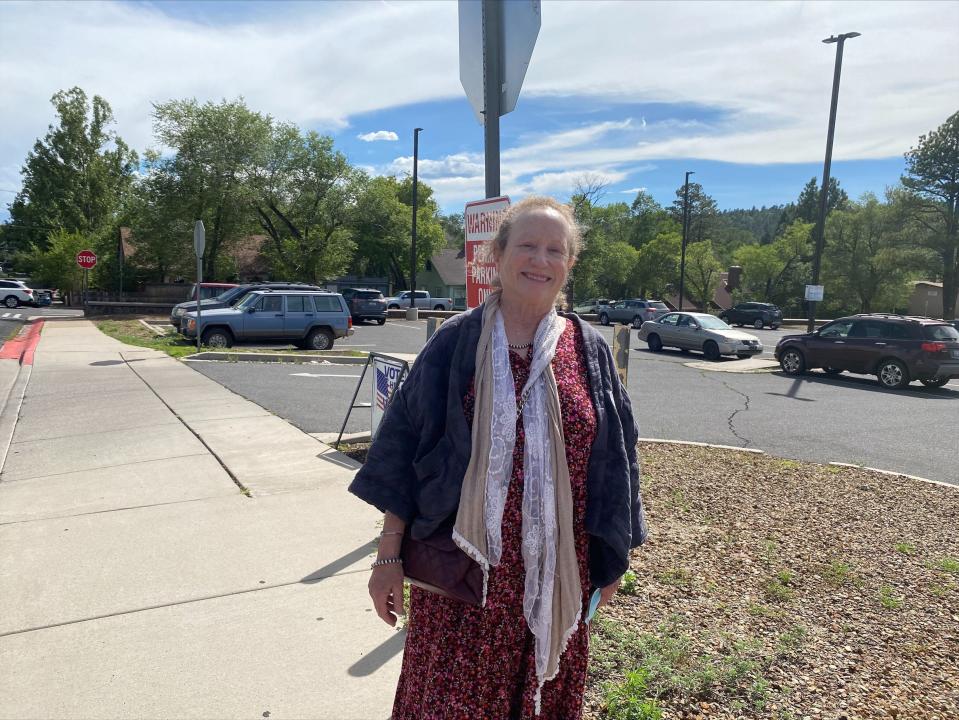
[76,250,98,269]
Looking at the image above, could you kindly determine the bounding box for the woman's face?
[495,208,574,312]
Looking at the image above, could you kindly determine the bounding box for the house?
[665,271,734,311]
[908,281,959,319]
[419,248,467,309]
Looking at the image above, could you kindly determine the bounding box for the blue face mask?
[585,587,603,624]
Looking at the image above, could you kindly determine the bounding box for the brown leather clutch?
[401,525,484,607]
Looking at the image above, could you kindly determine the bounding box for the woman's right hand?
[369,563,406,626]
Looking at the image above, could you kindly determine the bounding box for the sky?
[1,0,957,220]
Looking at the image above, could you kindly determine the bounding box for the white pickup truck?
[385,290,453,311]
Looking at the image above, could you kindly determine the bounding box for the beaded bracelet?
[371,556,403,569]
[379,530,404,537]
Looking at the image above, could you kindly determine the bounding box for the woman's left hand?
[597,577,621,609]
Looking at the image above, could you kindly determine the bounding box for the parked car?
[949,319,959,333]
[0,278,38,308]
[170,282,323,329]
[187,282,239,301]
[719,302,783,329]
[598,299,670,328]
[638,312,763,361]
[572,298,614,314]
[775,313,959,389]
[180,290,353,350]
[385,290,453,311]
[340,287,388,325]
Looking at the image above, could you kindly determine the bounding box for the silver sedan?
[637,312,763,361]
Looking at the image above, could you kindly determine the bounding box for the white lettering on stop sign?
[76,250,98,269]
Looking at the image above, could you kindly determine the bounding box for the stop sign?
[76,250,97,269]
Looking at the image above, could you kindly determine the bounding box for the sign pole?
[482,0,502,198]
[194,221,206,352]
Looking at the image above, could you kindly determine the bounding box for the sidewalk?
[0,320,400,720]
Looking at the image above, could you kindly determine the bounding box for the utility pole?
[678,171,694,312]
[807,31,860,333]
[408,127,423,320]
[482,0,502,198]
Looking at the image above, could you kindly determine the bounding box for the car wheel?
[3,295,19,308]
[376,317,386,326]
[599,313,610,326]
[703,340,721,361]
[647,334,663,352]
[433,304,445,311]
[632,316,643,329]
[919,377,949,388]
[202,328,233,348]
[307,328,334,351]
[388,304,399,310]
[780,348,806,375]
[877,359,910,389]
[771,324,781,330]
[753,318,764,329]
[824,367,843,375]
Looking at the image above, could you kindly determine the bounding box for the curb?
[181,351,368,365]
[0,362,31,475]
[638,438,766,454]
[0,319,44,364]
[827,462,956,490]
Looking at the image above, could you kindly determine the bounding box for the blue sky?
[1,0,955,219]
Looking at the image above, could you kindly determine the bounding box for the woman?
[349,196,647,719]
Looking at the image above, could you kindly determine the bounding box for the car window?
[286,295,310,312]
[414,291,428,299]
[613,302,626,309]
[659,314,679,326]
[677,315,692,327]
[356,291,383,299]
[649,302,668,310]
[699,316,729,329]
[849,321,884,339]
[882,323,916,340]
[256,296,282,312]
[313,295,341,312]
[819,320,853,338]
[0,281,12,288]
[923,324,959,341]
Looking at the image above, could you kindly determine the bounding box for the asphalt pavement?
[188,320,959,485]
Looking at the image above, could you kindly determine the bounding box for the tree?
[634,231,681,298]
[901,111,959,319]
[683,240,723,310]
[628,190,676,248]
[19,229,96,303]
[8,87,137,252]
[776,176,849,238]
[670,182,718,244]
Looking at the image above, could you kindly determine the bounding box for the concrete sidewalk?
[0,320,400,719]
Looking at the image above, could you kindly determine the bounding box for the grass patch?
[655,568,692,588]
[822,560,855,587]
[763,573,795,603]
[878,585,903,610]
[601,669,663,720]
[894,542,917,556]
[937,557,959,574]
[95,320,197,358]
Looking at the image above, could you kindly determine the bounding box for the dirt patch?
[338,440,959,718]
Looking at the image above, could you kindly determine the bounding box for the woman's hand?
[597,576,621,609]
[369,563,406,626]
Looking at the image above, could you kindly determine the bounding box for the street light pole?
[678,171,694,312]
[409,127,423,320]
[807,31,860,333]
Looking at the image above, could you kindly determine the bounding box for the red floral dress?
[393,319,597,720]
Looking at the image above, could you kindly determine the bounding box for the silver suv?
[598,299,670,328]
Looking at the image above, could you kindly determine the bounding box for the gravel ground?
[338,441,959,719]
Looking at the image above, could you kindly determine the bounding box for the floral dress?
[392,318,598,720]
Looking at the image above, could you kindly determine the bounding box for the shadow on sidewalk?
[347,629,406,677]
[300,539,378,585]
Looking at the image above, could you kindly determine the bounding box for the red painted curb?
[0,320,43,364]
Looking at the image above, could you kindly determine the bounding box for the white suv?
[0,279,36,308]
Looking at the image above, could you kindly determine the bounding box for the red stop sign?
[76,250,98,269]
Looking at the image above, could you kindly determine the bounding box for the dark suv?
[719,302,783,329]
[340,288,388,325]
[775,314,959,389]
[170,282,322,329]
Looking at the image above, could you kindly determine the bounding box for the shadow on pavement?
[300,539,378,585]
[767,370,959,400]
[347,629,407,677]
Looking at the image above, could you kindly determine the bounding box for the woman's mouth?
[521,272,551,283]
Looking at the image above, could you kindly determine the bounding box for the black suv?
[775,313,959,389]
[170,282,322,329]
[340,288,388,325]
[719,302,783,329]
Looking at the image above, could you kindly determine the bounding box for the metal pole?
[808,32,859,333]
[482,0,502,198]
[678,171,694,311]
[411,128,422,309]
[196,254,202,353]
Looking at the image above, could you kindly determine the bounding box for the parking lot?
[188,318,959,486]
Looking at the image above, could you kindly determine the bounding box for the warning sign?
[465,196,510,308]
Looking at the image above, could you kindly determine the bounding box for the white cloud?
[357,130,398,142]
[622,187,647,194]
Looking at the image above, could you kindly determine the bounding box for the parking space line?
[290,373,362,378]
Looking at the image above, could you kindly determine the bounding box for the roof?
[429,248,467,286]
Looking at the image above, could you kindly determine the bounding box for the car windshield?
[234,293,260,310]
[923,324,959,341]
[649,302,668,309]
[698,316,731,329]
[216,287,246,303]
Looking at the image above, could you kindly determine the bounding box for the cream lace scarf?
[453,292,583,713]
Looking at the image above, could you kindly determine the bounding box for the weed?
[763,576,794,603]
[619,570,638,595]
[666,488,690,512]
[776,570,795,586]
[778,459,800,470]
[878,585,903,610]
[823,560,853,587]
[937,557,959,574]
[746,603,782,619]
[656,568,693,588]
[762,540,779,568]
[894,542,917,556]
[601,669,664,720]
[775,625,807,656]
[96,320,197,358]
[826,465,843,474]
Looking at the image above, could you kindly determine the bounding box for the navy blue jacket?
[348,307,648,588]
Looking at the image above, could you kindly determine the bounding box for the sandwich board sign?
[465,195,510,308]
[371,355,407,435]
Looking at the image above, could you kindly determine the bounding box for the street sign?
[459,0,541,124]
[805,284,825,302]
[76,250,97,269]
[371,355,408,435]
[465,195,510,308]
[194,220,206,258]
